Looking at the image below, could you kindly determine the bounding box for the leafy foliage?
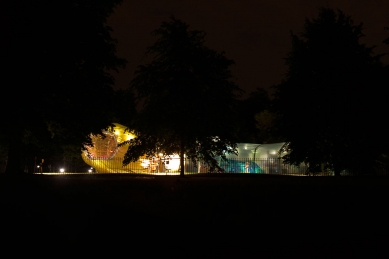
[384,22,389,45]
[122,17,242,175]
[111,89,137,126]
[255,109,284,144]
[236,87,271,143]
[273,8,385,175]
[1,0,126,173]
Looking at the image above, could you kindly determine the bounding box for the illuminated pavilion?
[81,123,285,174]
[81,123,181,173]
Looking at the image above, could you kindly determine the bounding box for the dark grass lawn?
[1,173,389,257]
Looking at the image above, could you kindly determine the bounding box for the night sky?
[107,0,389,96]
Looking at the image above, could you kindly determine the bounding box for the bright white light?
[125,134,134,141]
[167,155,181,171]
[60,168,65,173]
[141,159,150,168]
[88,169,92,173]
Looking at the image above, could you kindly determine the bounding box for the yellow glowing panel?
[82,123,181,174]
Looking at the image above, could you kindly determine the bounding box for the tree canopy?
[1,0,126,173]
[122,17,243,176]
[235,87,270,143]
[273,8,386,176]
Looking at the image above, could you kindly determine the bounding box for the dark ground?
[1,173,388,258]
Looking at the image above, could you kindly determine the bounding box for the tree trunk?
[333,163,341,177]
[4,129,23,174]
[180,136,185,177]
[334,169,341,177]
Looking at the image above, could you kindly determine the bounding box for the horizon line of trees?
[1,3,388,175]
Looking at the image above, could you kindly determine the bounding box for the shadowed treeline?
[0,1,126,174]
[0,4,388,177]
[265,9,389,175]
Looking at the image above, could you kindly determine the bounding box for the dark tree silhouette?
[384,22,389,45]
[1,0,126,174]
[273,8,385,176]
[375,22,389,174]
[255,109,285,144]
[122,17,242,176]
[111,89,137,126]
[236,87,270,143]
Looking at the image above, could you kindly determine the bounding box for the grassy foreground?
[1,173,389,257]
